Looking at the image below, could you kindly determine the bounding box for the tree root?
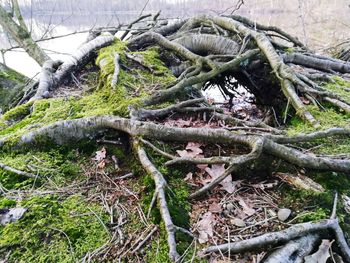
[30,35,115,101]
[201,193,350,262]
[134,140,191,261]
[201,218,350,262]
[2,116,348,174]
[264,234,320,263]
[128,14,350,127]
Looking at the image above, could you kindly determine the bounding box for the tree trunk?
[0,62,30,112]
[0,2,50,66]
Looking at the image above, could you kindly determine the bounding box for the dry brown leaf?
[204,164,236,193]
[176,149,194,158]
[304,239,332,263]
[184,172,193,182]
[177,142,203,159]
[196,212,216,244]
[238,198,256,216]
[208,203,222,213]
[94,147,107,162]
[164,118,192,127]
[97,160,106,169]
[196,164,208,171]
[186,142,203,155]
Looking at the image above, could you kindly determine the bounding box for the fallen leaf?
[0,207,27,225]
[196,164,208,172]
[165,118,192,127]
[97,160,106,169]
[238,198,256,216]
[204,164,236,193]
[176,142,203,159]
[94,147,107,162]
[176,150,195,158]
[304,239,332,263]
[230,218,246,227]
[208,203,222,213]
[196,212,216,244]
[184,172,193,182]
[185,142,203,155]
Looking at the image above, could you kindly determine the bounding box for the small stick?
[330,191,338,220]
[0,162,40,179]
[131,226,158,254]
[115,173,133,180]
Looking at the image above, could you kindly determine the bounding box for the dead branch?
[0,162,40,179]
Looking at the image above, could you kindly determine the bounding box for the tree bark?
[0,1,50,66]
[0,62,30,112]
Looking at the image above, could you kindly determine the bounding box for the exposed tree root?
[30,35,115,101]
[3,116,348,173]
[134,140,186,261]
[1,12,350,262]
[201,194,350,263]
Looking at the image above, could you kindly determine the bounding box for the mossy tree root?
[128,15,350,127]
[134,141,191,261]
[29,35,116,101]
[1,117,349,260]
[2,116,349,173]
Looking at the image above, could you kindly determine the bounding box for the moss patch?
[0,195,109,263]
[0,149,81,189]
[324,76,350,103]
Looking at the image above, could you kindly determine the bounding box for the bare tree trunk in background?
[0,61,30,112]
[0,0,50,66]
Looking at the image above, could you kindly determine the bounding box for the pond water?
[1,0,349,78]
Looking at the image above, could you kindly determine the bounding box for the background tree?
[0,0,49,66]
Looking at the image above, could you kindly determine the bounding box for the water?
[1,0,349,78]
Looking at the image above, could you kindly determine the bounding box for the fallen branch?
[0,162,39,179]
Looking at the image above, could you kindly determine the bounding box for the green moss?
[279,187,331,223]
[284,47,296,54]
[286,104,350,155]
[0,149,81,189]
[0,198,17,208]
[324,76,350,103]
[310,171,350,196]
[280,170,350,228]
[0,195,109,263]
[288,105,349,135]
[131,47,173,74]
[2,102,33,122]
[287,77,350,135]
